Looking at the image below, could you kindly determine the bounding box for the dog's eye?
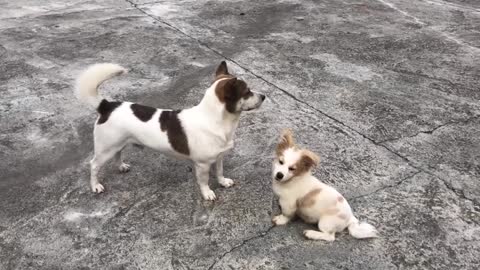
[288,167,295,171]
[279,160,284,165]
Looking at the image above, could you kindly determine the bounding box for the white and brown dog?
[272,129,378,241]
[75,61,265,200]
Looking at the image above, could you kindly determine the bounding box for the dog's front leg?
[194,162,216,201]
[272,199,296,226]
[215,154,234,188]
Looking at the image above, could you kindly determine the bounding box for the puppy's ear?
[215,61,229,77]
[276,129,295,156]
[299,150,320,171]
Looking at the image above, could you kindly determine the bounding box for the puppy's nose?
[275,172,284,180]
[260,94,266,101]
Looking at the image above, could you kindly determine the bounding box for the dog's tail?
[75,63,127,108]
[347,216,378,239]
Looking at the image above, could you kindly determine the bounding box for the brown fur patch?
[131,103,156,122]
[337,195,344,203]
[276,129,295,157]
[294,149,320,176]
[159,110,189,155]
[215,78,250,113]
[213,61,254,113]
[297,188,322,208]
[97,99,121,124]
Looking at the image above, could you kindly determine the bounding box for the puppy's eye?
[288,167,295,171]
[279,160,284,165]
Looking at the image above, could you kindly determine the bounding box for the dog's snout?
[260,94,266,101]
[275,172,284,180]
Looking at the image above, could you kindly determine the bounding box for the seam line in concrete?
[377,115,480,144]
[349,170,422,202]
[207,225,275,270]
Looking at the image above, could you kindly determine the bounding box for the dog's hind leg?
[114,151,131,173]
[90,147,122,193]
[303,230,335,241]
[194,162,216,201]
[303,215,340,241]
[215,154,234,188]
[90,129,127,193]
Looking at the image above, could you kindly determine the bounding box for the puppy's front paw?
[219,178,234,188]
[272,215,289,226]
[118,163,131,173]
[91,183,105,193]
[201,189,217,201]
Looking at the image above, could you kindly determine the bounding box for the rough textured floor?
[1,0,479,269]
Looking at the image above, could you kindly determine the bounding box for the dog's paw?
[272,215,289,226]
[91,183,105,193]
[118,163,131,173]
[201,189,217,201]
[219,178,234,188]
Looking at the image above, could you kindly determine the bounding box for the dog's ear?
[298,149,320,172]
[276,129,295,156]
[215,61,229,77]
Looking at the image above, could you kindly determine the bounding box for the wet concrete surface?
[0,0,479,269]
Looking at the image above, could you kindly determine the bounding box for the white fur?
[272,147,378,241]
[75,63,127,107]
[75,62,264,200]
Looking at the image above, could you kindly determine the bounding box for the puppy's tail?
[75,63,127,108]
[347,217,378,239]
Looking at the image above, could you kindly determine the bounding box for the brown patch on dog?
[338,213,348,220]
[97,99,121,124]
[297,188,322,208]
[337,195,344,203]
[131,103,156,122]
[159,110,189,155]
[294,149,320,176]
[215,77,250,113]
[276,129,295,156]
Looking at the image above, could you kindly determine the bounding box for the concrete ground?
[1,0,479,269]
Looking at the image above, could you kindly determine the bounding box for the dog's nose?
[275,172,284,180]
[260,94,266,101]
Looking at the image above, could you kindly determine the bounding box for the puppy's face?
[214,61,265,113]
[272,129,320,183]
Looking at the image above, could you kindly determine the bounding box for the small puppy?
[75,61,265,200]
[272,129,378,241]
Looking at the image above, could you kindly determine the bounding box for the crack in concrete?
[207,225,275,270]
[349,170,422,202]
[381,144,480,208]
[377,115,480,144]
[428,170,480,211]
[125,0,480,210]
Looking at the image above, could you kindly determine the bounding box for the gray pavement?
[1,0,479,269]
